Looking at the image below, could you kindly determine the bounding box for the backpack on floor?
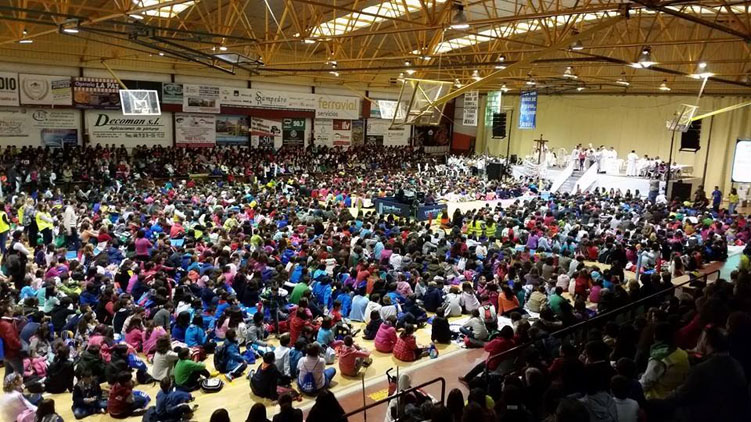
[201,378,224,393]
[213,343,229,373]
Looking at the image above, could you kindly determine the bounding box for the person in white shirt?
[274,333,292,378]
[626,150,639,176]
[363,295,382,324]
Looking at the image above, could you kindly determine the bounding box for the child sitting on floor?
[393,323,427,362]
[374,316,398,353]
[338,336,372,377]
[363,310,383,340]
[250,352,283,400]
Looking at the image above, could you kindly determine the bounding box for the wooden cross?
[534,134,549,164]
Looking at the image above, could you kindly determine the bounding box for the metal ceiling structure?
[0,0,749,95]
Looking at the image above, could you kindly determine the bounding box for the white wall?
[252,81,311,93]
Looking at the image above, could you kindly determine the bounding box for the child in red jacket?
[338,336,372,377]
[393,324,427,362]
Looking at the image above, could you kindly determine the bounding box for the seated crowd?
[0,144,748,422]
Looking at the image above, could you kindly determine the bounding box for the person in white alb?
[626,150,639,176]
[63,200,79,250]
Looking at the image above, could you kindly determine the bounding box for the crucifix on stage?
[534,134,549,164]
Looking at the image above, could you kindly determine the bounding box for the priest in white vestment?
[626,150,639,176]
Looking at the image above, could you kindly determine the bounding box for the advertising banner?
[316,94,360,119]
[366,119,410,146]
[162,83,183,104]
[0,107,80,146]
[216,115,249,146]
[183,84,220,113]
[519,90,537,130]
[251,117,281,148]
[220,87,317,110]
[282,118,305,147]
[175,113,216,147]
[0,72,20,107]
[73,77,120,109]
[416,203,448,221]
[351,119,364,145]
[86,110,171,147]
[374,198,412,218]
[19,74,72,106]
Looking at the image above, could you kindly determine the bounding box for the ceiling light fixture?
[576,86,586,91]
[61,19,80,34]
[128,13,144,20]
[330,71,340,77]
[219,45,228,51]
[631,46,657,68]
[158,51,165,56]
[616,71,630,86]
[303,38,316,44]
[454,78,462,88]
[472,69,482,81]
[570,39,583,51]
[495,55,506,70]
[501,84,510,92]
[689,62,713,79]
[404,60,412,67]
[659,80,671,91]
[498,54,506,62]
[450,5,469,30]
[405,69,416,75]
[563,66,578,79]
[18,38,33,44]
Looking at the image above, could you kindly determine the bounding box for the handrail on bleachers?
[483,268,721,378]
[342,376,446,420]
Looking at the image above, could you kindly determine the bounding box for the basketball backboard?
[391,78,453,126]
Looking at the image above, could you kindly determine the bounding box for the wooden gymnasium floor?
[35,316,465,422]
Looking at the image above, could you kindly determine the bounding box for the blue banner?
[374,198,412,218]
[416,203,448,221]
[518,90,537,130]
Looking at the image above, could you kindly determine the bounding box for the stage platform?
[512,164,700,198]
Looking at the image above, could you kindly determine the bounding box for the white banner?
[220,87,317,110]
[316,94,360,119]
[366,119,410,146]
[0,107,80,147]
[19,74,72,106]
[462,90,479,126]
[315,119,352,147]
[175,113,216,147]
[250,117,281,148]
[183,84,220,113]
[0,72,19,107]
[86,110,171,147]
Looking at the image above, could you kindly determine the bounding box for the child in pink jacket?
[374,317,398,353]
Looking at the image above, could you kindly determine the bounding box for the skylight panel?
[132,0,195,18]
[311,0,446,37]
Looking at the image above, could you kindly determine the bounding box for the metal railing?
[483,268,720,379]
[342,374,446,422]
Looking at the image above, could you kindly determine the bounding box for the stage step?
[558,169,583,194]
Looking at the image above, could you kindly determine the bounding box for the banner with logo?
[316,95,360,119]
[162,83,183,104]
[416,203,448,221]
[250,117,281,148]
[282,118,305,147]
[183,84,220,113]
[366,119,410,146]
[19,74,72,106]
[0,72,19,106]
[175,113,216,147]
[519,90,537,130]
[216,115,249,146]
[220,87,317,110]
[86,110,171,147]
[315,119,352,147]
[374,198,411,218]
[72,77,120,109]
[0,107,80,147]
[462,90,479,126]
